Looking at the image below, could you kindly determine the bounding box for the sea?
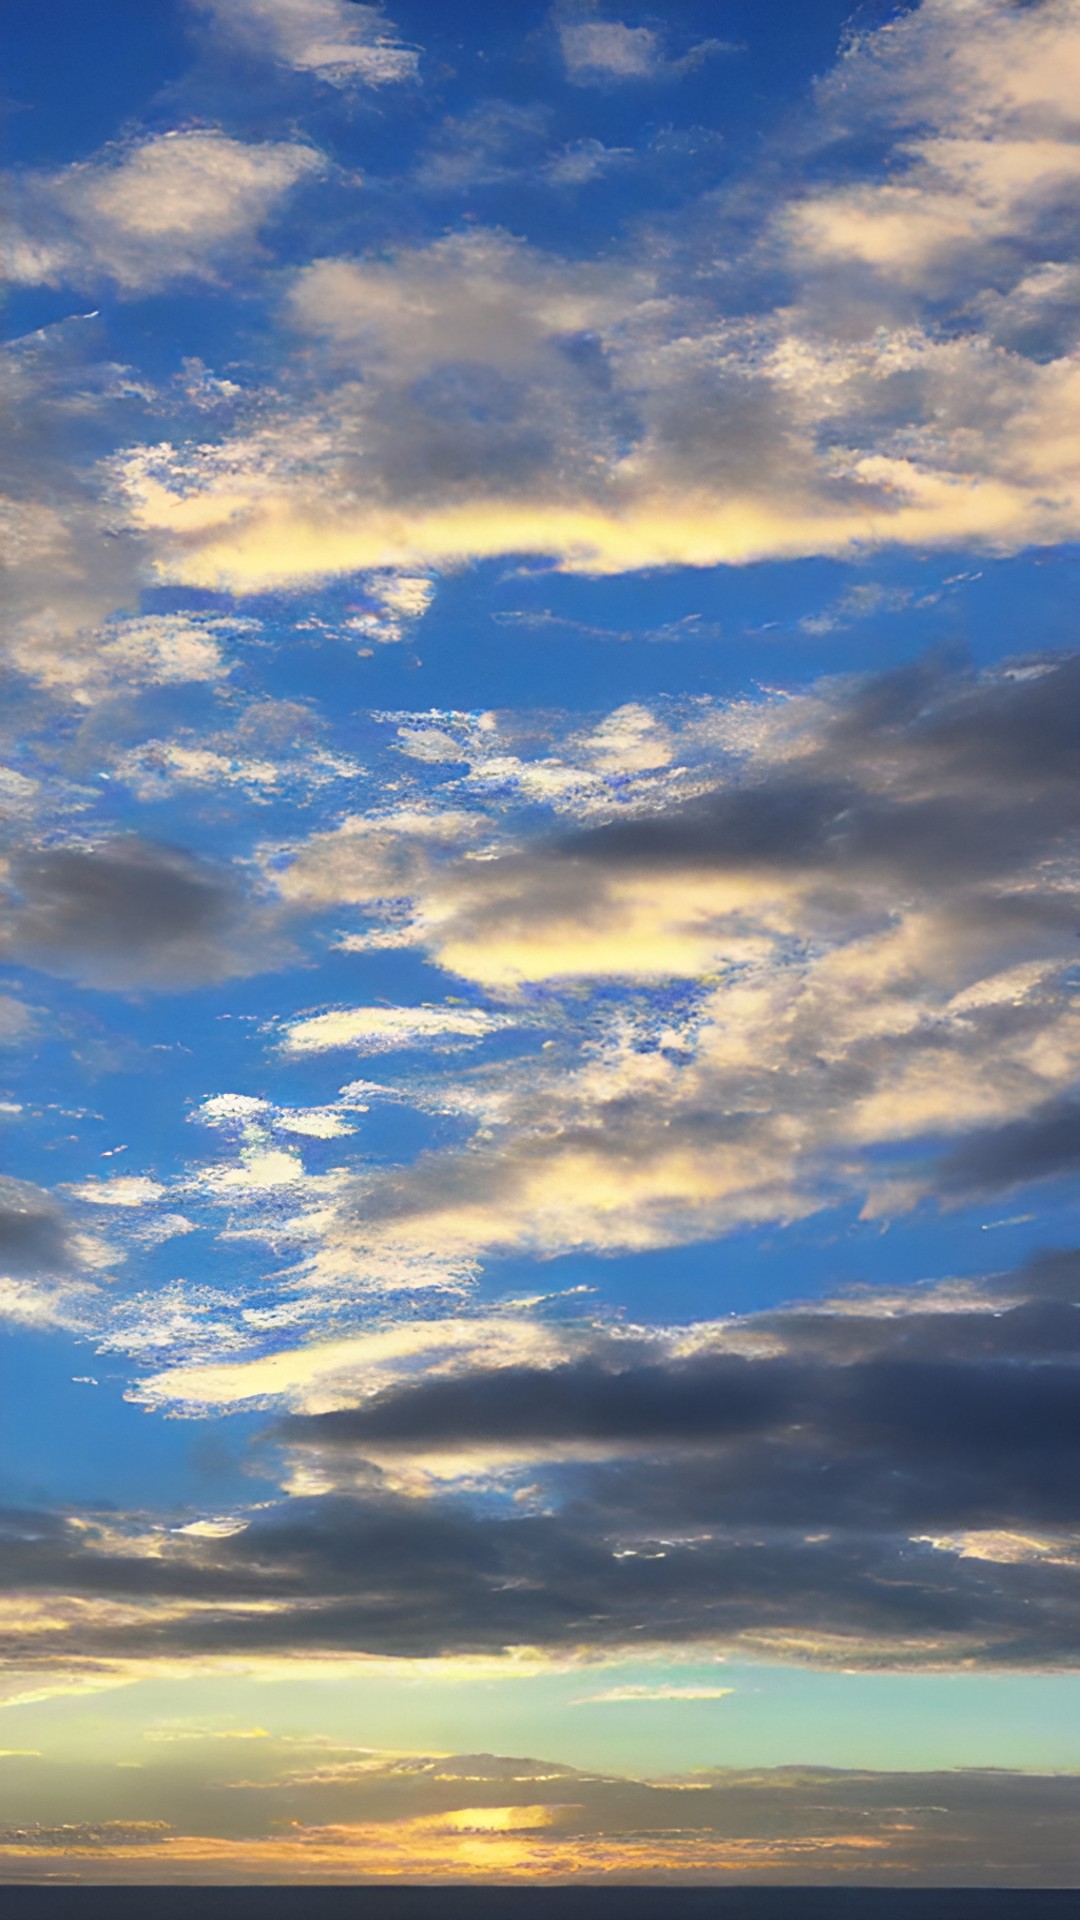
[0,1891,1076,1919]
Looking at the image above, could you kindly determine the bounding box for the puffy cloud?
[2,132,323,294]
[101,3,1080,590]
[0,836,291,992]
[108,698,363,804]
[235,656,1080,1260]
[820,0,1080,143]
[190,0,419,87]
[787,0,1080,332]
[8,612,249,708]
[559,19,663,81]
[69,1178,168,1209]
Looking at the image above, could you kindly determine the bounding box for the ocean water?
[0,1891,1076,1919]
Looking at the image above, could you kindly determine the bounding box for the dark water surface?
[2,1891,1078,1918]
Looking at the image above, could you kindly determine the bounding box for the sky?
[2,0,1080,1887]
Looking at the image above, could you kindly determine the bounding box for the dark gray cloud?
[936,1098,1080,1200]
[0,1178,73,1276]
[0,836,292,991]
[6,1252,1080,1669]
[558,653,1080,888]
[3,1479,1078,1668]
[279,1355,798,1448]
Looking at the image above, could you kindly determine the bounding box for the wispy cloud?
[556,10,730,86]
[190,0,419,87]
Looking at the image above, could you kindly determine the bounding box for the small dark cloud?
[936,1098,1080,1201]
[0,1177,72,1276]
[0,836,291,991]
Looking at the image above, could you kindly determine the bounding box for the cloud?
[69,1178,168,1209]
[0,323,158,687]
[32,654,1072,1318]
[96,2,1080,587]
[2,132,323,294]
[0,836,291,991]
[279,1004,516,1055]
[2,1749,1079,1884]
[0,997,35,1047]
[789,0,1080,299]
[0,1178,73,1278]
[14,1249,1061,1673]
[0,1180,103,1331]
[9,612,250,708]
[557,13,727,86]
[191,0,419,87]
[230,655,1080,1262]
[108,697,364,804]
[821,0,1080,142]
[935,1097,1080,1201]
[559,19,663,81]
[134,1314,590,1416]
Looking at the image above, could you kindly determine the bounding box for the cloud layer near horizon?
[1,1748,1078,1885]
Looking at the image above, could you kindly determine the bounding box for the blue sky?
[3,0,1080,1885]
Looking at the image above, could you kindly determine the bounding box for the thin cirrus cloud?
[189,0,420,87]
[556,11,729,85]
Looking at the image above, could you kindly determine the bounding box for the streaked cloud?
[279,1003,516,1054]
[2,1750,1078,1883]
[556,11,729,86]
[190,0,419,87]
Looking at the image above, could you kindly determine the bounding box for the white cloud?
[7,612,248,706]
[134,1312,617,1414]
[2,132,324,293]
[341,573,435,648]
[70,1178,167,1209]
[279,1004,515,1054]
[560,20,661,80]
[0,1277,96,1333]
[192,0,419,86]
[557,11,728,86]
